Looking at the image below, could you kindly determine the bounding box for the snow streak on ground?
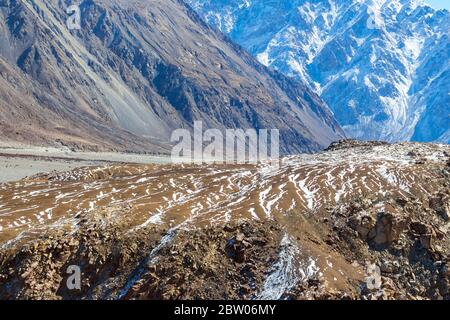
[0,143,447,246]
[257,233,318,300]
[0,142,448,298]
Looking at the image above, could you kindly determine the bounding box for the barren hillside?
[0,141,449,299]
[0,0,343,153]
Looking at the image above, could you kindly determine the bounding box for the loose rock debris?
[0,141,449,300]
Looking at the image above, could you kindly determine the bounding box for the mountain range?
[185,0,450,143]
[0,0,344,154]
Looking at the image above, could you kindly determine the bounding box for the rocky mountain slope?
[0,141,449,299]
[186,0,450,144]
[0,0,344,153]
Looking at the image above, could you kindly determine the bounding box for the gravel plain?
[0,142,172,183]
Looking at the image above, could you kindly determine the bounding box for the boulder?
[368,211,409,246]
[410,221,437,251]
[226,233,249,263]
[410,221,430,235]
[429,195,450,221]
[420,234,434,250]
[348,211,376,240]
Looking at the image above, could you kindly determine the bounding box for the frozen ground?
[0,141,449,300]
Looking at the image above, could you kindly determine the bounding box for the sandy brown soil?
[0,141,449,300]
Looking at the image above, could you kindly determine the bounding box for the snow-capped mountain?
[0,0,344,154]
[185,0,450,143]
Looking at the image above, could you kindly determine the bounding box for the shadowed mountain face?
[185,0,449,144]
[0,0,344,153]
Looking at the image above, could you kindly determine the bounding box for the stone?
[348,210,376,240]
[410,221,430,235]
[382,276,397,292]
[369,212,409,246]
[236,233,245,242]
[429,195,450,221]
[420,234,434,250]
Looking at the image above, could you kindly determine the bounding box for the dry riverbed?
[0,143,172,183]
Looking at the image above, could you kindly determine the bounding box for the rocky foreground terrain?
[0,141,449,300]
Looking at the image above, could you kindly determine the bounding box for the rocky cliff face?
[0,0,344,153]
[0,141,449,299]
[186,0,450,143]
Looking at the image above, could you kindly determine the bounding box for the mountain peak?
[0,0,344,153]
[186,0,450,143]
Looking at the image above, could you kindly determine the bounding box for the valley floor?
[0,143,173,183]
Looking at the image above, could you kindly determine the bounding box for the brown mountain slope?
[0,55,168,152]
[0,0,343,153]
